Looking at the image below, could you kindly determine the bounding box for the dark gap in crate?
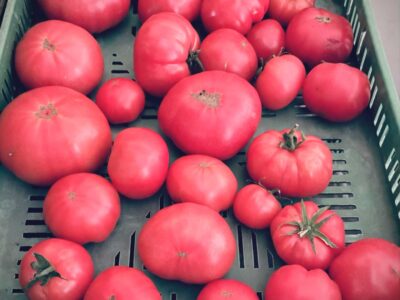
[17,260,21,266]
[1,88,9,104]
[111,70,130,74]
[345,229,362,235]
[257,292,263,300]
[170,293,177,300]
[29,195,45,201]
[0,0,7,24]
[333,159,347,165]
[132,0,138,14]
[25,219,45,226]
[19,246,31,252]
[220,211,227,218]
[12,289,24,294]
[114,251,121,266]
[342,216,359,222]
[145,212,151,219]
[112,53,117,57]
[237,161,246,167]
[112,61,124,66]
[329,181,351,187]
[4,76,14,98]
[237,151,246,155]
[314,193,354,199]
[129,232,136,267]
[333,170,349,175]
[330,149,344,154]
[14,273,19,279]
[131,25,137,36]
[262,111,277,118]
[251,232,259,268]
[322,138,342,144]
[23,232,52,238]
[320,204,357,210]
[159,193,165,209]
[266,249,274,268]
[237,225,244,268]
[141,114,158,120]
[27,207,43,213]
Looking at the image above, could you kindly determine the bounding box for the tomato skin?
[329,238,400,300]
[286,7,353,66]
[95,78,145,124]
[197,279,258,300]
[138,0,202,22]
[268,0,315,26]
[134,12,200,97]
[0,86,112,186]
[107,127,169,199]
[303,63,371,122]
[19,238,94,300]
[265,265,341,300]
[256,55,305,110]
[138,203,236,284]
[15,20,104,94]
[84,266,161,300]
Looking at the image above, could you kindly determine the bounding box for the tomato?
[201,0,270,35]
[95,78,145,124]
[246,19,285,61]
[330,238,400,300]
[107,127,169,199]
[166,154,238,212]
[15,20,104,94]
[19,238,94,300]
[233,184,281,229]
[138,203,236,284]
[256,55,305,110]
[303,63,371,122]
[197,279,258,300]
[0,86,112,186]
[84,266,161,300]
[268,0,315,26]
[134,12,200,97]
[138,0,202,22]
[198,29,258,81]
[158,71,261,160]
[246,126,332,197]
[37,0,131,33]
[265,265,341,300]
[286,7,353,66]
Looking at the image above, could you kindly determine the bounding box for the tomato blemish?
[192,90,221,108]
[42,38,56,52]
[35,103,58,119]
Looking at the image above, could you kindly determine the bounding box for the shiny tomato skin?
[286,7,353,66]
[166,154,238,212]
[84,266,161,300]
[197,279,258,300]
[19,238,94,300]
[329,238,400,300]
[15,20,103,94]
[107,127,169,199]
[0,86,112,186]
[303,63,371,122]
[256,54,305,110]
[138,203,236,284]
[268,0,315,26]
[134,12,200,97]
[95,78,145,124]
[138,0,202,22]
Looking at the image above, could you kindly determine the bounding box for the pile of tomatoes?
[0,0,398,299]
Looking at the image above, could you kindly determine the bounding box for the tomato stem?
[187,50,204,74]
[25,253,63,290]
[280,124,306,151]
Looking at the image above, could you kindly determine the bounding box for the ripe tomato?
[265,265,341,300]
[201,0,270,35]
[246,19,285,61]
[19,238,94,300]
[199,29,258,81]
[246,126,332,197]
[330,238,400,300]
[197,279,258,300]
[256,54,305,110]
[37,0,130,33]
[268,0,315,26]
[107,127,169,199]
[138,203,236,284]
[233,184,281,229]
[138,0,202,22]
[43,173,120,244]
[166,154,238,212]
[0,86,112,186]
[286,7,353,66]
[158,71,261,160]
[95,78,145,124]
[271,201,345,270]
[303,63,371,122]
[134,12,200,97]
[84,266,161,300]
[15,20,104,94]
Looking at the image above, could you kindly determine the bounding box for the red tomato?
[303,63,371,122]
[95,78,145,124]
[265,265,341,300]
[43,173,120,244]
[233,184,281,229]
[84,266,161,300]
[268,0,315,26]
[138,0,202,22]
[271,201,345,270]
[138,203,236,284]
[256,54,305,110]
[37,0,131,33]
[330,238,400,300]
[19,238,94,300]
[15,20,104,94]
[107,127,169,199]
[246,126,332,197]
[246,19,285,61]
[134,12,200,97]
[199,29,258,81]
[197,279,258,300]
[201,0,270,35]
[158,71,261,160]
[0,86,112,186]
[286,7,353,66]
[166,154,238,212]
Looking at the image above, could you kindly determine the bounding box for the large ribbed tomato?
[138,0,202,22]
[268,0,315,26]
